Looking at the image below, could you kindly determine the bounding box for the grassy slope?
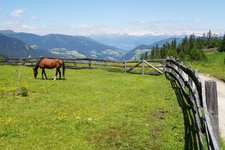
[0,65,184,149]
[191,52,225,81]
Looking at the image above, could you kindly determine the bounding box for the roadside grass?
[0,65,184,149]
[190,52,225,81]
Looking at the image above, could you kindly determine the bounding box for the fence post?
[205,80,220,147]
[89,59,91,68]
[74,60,76,67]
[179,61,185,88]
[142,60,145,75]
[16,64,22,95]
[123,61,127,73]
[162,59,166,73]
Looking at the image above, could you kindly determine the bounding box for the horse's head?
[33,68,38,78]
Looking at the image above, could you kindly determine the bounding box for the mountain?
[1,31,125,60]
[0,34,35,57]
[0,33,56,58]
[121,37,183,60]
[90,34,175,51]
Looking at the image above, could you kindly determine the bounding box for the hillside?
[0,34,34,57]
[1,30,125,59]
[121,37,183,60]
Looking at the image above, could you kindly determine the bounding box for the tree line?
[140,30,225,61]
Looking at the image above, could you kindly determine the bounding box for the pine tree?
[218,34,225,52]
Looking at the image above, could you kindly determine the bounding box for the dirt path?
[198,74,225,141]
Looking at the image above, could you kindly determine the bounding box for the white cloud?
[10,9,25,17]
[0,22,38,33]
[31,16,37,21]
[0,20,223,36]
[131,19,209,35]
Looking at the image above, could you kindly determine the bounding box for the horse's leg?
[43,69,47,79]
[55,69,58,77]
[42,69,44,79]
[53,69,58,80]
[58,68,61,80]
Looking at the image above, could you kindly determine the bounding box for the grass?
[190,52,225,81]
[0,65,184,149]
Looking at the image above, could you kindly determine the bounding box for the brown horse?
[33,57,65,80]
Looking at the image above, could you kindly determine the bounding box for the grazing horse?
[33,57,65,80]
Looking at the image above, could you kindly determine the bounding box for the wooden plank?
[126,61,142,72]
[201,81,220,149]
[123,61,127,73]
[162,59,166,73]
[205,81,220,148]
[143,60,163,74]
[142,60,145,75]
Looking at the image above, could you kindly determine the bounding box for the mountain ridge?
[0,30,125,59]
[121,37,183,60]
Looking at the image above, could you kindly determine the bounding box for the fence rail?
[0,57,165,75]
[165,58,220,150]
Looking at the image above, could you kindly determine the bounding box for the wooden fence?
[0,57,165,75]
[165,58,220,150]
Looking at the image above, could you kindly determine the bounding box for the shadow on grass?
[169,80,200,150]
[34,77,66,81]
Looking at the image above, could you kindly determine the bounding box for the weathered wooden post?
[162,59,166,73]
[142,60,145,75]
[16,64,22,95]
[205,80,220,147]
[74,60,76,67]
[179,61,185,88]
[89,59,91,68]
[123,60,127,73]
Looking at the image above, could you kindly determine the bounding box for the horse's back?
[39,58,63,69]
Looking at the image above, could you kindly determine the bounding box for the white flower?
[87,118,93,121]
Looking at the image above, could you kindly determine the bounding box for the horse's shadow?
[169,80,199,150]
[35,77,66,81]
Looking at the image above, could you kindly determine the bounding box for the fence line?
[165,58,220,150]
[0,57,165,75]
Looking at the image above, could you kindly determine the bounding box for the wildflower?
[4,117,12,125]
[87,118,93,121]
[76,116,81,120]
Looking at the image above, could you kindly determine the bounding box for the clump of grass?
[20,87,28,97]
[20,82,29,97]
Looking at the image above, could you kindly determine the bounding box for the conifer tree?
[218,34,225,52]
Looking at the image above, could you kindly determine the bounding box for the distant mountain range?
[90,34,183,51]
[0,30,125,60]
[121,37,183,60]
[0,30,184,60]
[0,33,53,58]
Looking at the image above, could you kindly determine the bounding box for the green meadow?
[191,52,225,81]
[0,65,184,149]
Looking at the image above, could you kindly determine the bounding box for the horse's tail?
[62,60,65,79]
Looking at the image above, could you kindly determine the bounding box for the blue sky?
[0,0,224,35]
